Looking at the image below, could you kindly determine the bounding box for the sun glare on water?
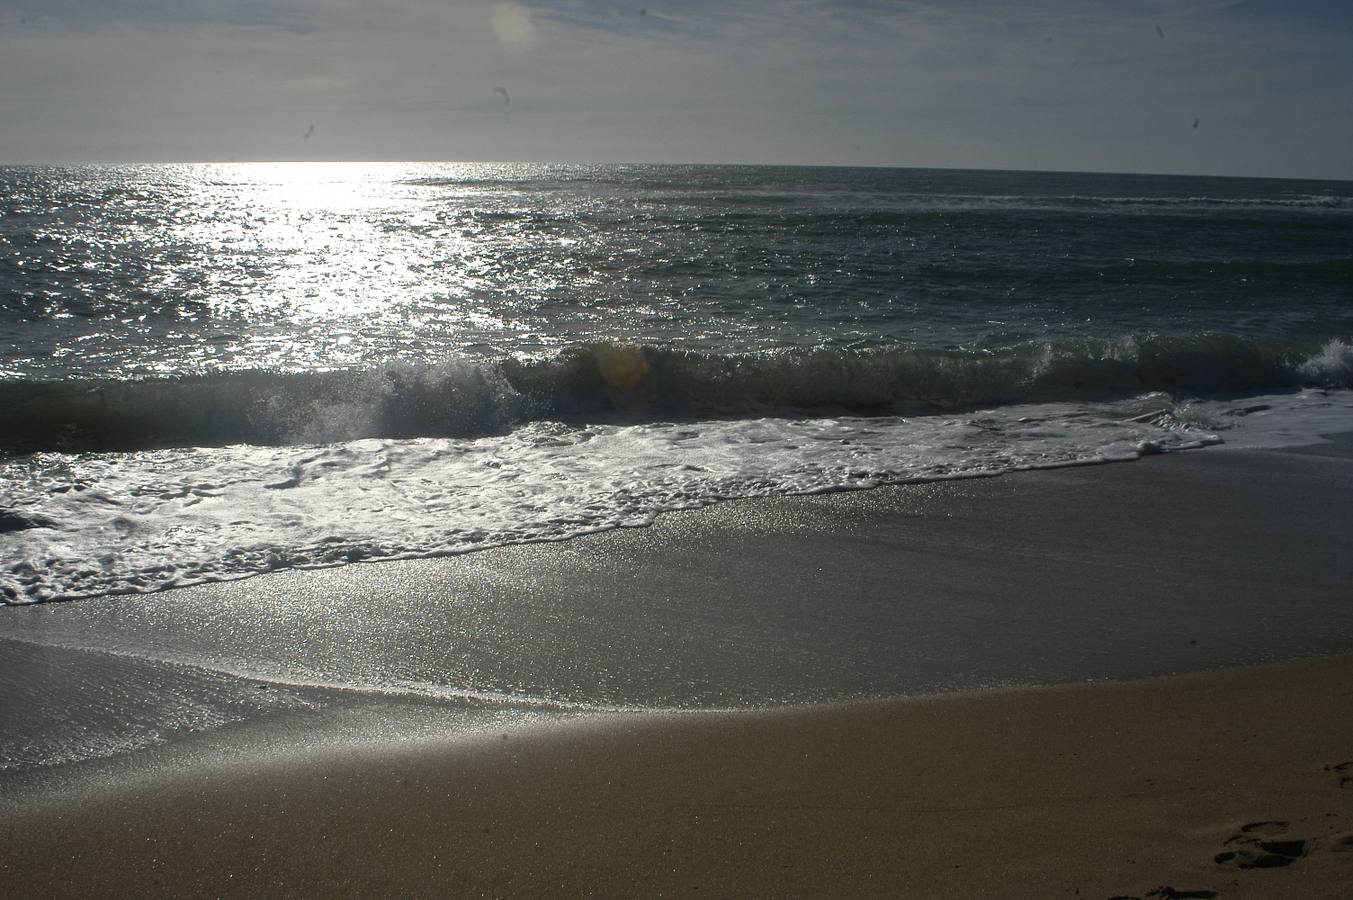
[159,162,527,371]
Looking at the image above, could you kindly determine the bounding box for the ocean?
[2,162,1352,605]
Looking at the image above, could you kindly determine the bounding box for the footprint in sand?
[1116,814,1342,899]
[1214,820,1307,869]
[1328,760,1353,789]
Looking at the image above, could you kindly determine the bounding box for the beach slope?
[3,442,1353,897]
[3,654,1352,899]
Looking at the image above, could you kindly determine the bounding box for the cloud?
[0,0,1349,177]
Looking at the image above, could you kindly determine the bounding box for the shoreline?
[7,442,1353,709]
[3,437,1353,895]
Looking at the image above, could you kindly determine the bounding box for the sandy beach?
[3,439,1353,898]
[3,655,1352,899]
[4,13,1353,892]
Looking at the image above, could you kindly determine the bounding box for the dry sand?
[2,653,1352,899]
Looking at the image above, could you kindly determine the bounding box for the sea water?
[3,162,1352,604]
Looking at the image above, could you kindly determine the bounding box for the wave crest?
[0,359,522,454]
[1,335,1349,453]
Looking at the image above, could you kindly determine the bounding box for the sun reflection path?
[3,161,863,380]
[157,161,617,373]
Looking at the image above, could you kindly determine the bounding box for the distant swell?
[2,335,1350,453]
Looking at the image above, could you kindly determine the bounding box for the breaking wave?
[1,335,1350,454]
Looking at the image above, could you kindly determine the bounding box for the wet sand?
[3,439,1353,897]
[7,445,1353,715]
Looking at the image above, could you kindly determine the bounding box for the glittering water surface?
[3,163,1351,378]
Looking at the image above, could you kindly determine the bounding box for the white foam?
[1297,338,1353,386]
[4,388,1350,604]
[1170,386,1353,451]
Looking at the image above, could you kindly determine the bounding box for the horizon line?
[1,158,1350,184]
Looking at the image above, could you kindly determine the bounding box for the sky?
[1,0,1350,178]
